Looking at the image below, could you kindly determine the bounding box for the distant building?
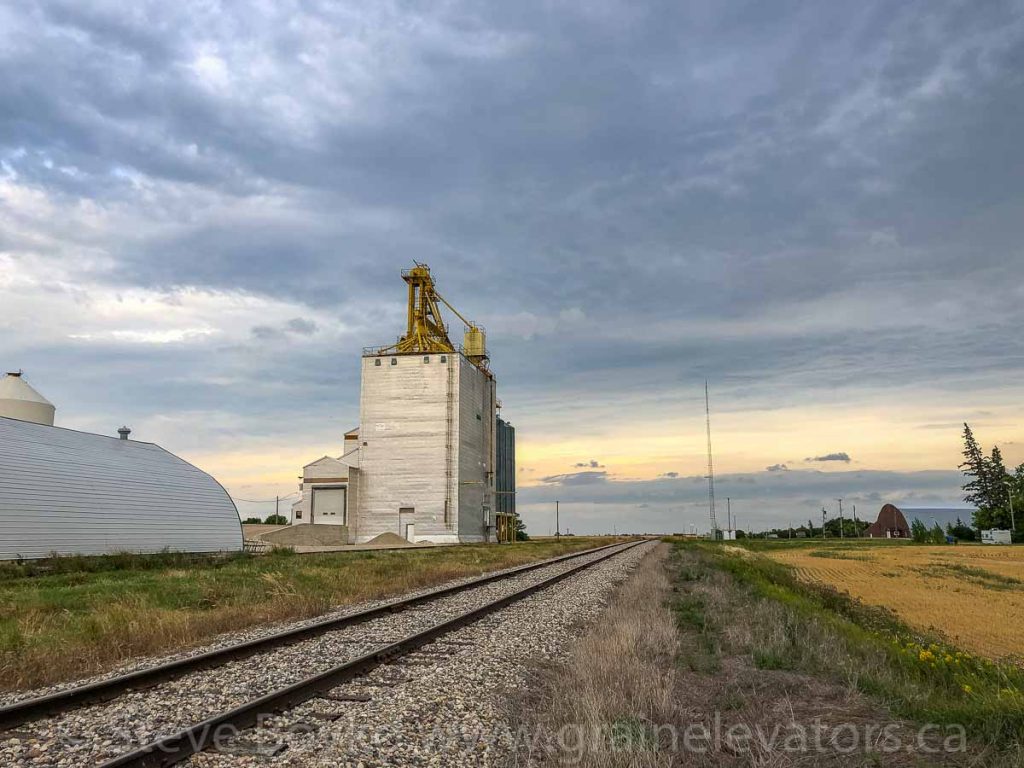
[867,504,978,539]
[496,416,516,517]
[982,529,1011,545]
[866,504,911,538]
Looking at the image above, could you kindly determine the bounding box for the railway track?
[1,540,647,767]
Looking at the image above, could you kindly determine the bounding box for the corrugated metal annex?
[0,416,243,559]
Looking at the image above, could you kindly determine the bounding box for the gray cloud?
[285,318,319,336]
[766,464,789,472]
[574,460,605,469]
[1,0,1022,526]
[539,471,609,486]
[805,453,852,463]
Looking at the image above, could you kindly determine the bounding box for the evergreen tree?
[1011,464,1024,531]
[910,517,928,543]
[960,423,988,508]
[989,446,1009,485]
[947,517,977,541]
[962,424,1012,529]
[929,522,945,544]
[978,446,1013,529]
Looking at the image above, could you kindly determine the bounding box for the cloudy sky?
[2,0,1022,535]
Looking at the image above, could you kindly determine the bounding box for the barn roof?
[865,503,911,537]
[0,416,242,559]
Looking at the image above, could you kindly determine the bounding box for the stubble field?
[764,543,1024,661]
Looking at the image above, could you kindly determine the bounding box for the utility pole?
[1006,482,1017,534]
[276,495,280,522]
[853,504,858,537]
[727,497,731,536]
[822,508,827,539]
[838,498,844,539]
[555,500,560,539]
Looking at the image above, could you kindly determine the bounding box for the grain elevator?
[290,264,508,544]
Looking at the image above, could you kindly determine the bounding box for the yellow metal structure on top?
[377,264,490,371]
[392,264,455,354]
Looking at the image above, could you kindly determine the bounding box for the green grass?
[673,541,1024,751]
[918,563,1024,591]
[806,548,872,560]
[668,553,720,673]
[0,537,617,692]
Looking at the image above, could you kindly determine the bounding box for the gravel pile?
[1,543,643,767]
[188,541,655,768]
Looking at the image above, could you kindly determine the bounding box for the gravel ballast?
[1,542,651,767]
[189,541,655,767]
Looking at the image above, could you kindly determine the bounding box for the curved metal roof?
[0,416,242,559]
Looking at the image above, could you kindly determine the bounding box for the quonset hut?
[0,372,242,560]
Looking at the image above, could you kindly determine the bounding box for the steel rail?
[98,540,646,768]
[0,541,630,730]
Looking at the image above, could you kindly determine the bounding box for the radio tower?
[705,381,718,536]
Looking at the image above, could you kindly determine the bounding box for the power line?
[231,491,300,504]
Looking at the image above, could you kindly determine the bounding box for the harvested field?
[764,544,1024,661]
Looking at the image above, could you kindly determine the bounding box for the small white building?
[982,529,1012,545]
[290,440,356,529]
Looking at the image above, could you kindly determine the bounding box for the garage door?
[313,487,346,524]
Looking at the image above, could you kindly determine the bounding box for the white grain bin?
[0,371,55,425]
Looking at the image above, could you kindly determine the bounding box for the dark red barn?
[866,504,911,538]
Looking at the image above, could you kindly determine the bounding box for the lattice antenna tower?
[705,381,718,534]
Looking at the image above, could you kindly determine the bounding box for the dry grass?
[0,537,616,693]
[765,544,1024,660]
[671,546,976,767]
[506,544,677,768]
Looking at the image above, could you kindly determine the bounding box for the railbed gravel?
[0,547,610,709]
[187,541,655,768]
[0,542,643,767]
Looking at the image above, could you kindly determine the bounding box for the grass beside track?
[0,537,617,693]
[676,539,1024,762]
